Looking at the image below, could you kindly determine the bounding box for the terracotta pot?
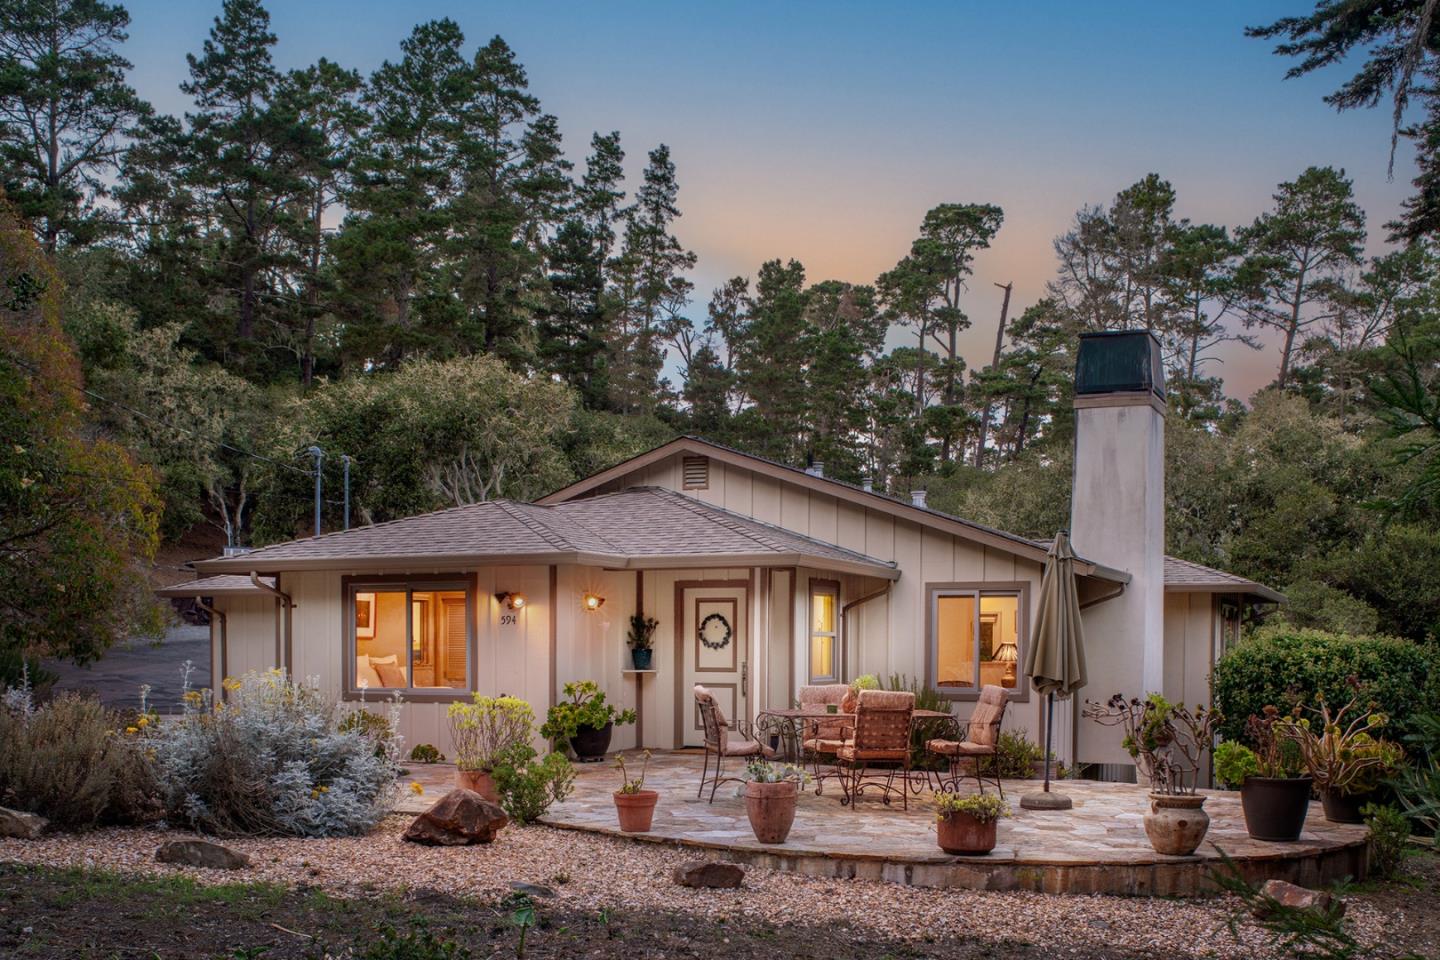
[570,721,613,762]
[1320,787,1373,824]
[1240,776,1313,842]
[1143,793,1210,856]
[613,789,659,832]
[744,780,798,844]
[455,767,500,804]
[936,811,999,855]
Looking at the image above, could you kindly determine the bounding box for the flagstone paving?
[395,750,1370,896]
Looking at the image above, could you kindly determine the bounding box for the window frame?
[342,573,477,703]
[807,578,841,684]
[925,581,1030,702]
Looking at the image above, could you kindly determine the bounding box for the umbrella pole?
[1021,690,1073,810]
[1043,691,1054,793]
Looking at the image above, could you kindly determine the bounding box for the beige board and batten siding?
[220,595,283,682]
[583,452,1049,741]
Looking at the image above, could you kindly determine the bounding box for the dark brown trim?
[922,581,1032,704]
[194,598,227,699]
[281,573,293,678]
[339,572,477,704]
[672,578,751,749]
[548,565,558,710]
[273,596,282,672]
[635,570,644,746]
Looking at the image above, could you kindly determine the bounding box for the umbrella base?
[1020,791,1074,811]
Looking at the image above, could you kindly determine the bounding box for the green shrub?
[409,743,444,764]
[993,728,1046,779]
[1213,626,1439,744]
[1393,712,1440,843]
[491,743,574,824]
[1213,740,1260,788]
[539,681,635,747]
[339,708,396,759]
[1363,803,1412,879]
[0,691,158,829]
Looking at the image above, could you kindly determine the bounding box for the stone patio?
[398,751,1370,897]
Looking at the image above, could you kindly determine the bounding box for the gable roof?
[1164,556,1285,603]
[192,487,899,579]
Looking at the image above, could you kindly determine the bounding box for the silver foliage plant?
[148,668,398,837]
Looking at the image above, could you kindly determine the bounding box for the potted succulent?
[612,749,658,832]
[1281,682,1405,824]
[1213,705,1313,842]
[445,694,535,803]
[1083,693,1219,856]
[934,791,1010,855]
[627,613,659,670]
[743,759,810,844]
[540,680,637,762]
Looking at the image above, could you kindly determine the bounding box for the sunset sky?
[122,0,1417,400]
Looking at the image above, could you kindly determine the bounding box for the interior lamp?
[995,641,1019,663]
[581,592,606,612]
[496,591,527,610]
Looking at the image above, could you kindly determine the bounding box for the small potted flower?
[446,694,535,803]
[540,680,637,762]
[1083,693,1218,856]
[934,791,1009,855]
[612,749,658,832]
[1280,682,1405,824]
[627,613,659,670]
[1213,705,1313,842]
[743,759,810,844]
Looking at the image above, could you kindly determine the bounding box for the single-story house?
[159,332,1280,770]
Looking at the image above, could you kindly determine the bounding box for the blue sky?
[122,1,1416,399]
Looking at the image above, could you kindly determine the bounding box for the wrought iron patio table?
[756,707,960,794]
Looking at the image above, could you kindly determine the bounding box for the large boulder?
[672,860,745,889]
[1253,879,1345,919]
[156,839,251,870]
[0,806,47,839]
[403,788,508,846]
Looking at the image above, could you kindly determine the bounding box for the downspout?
[249,572,294,676]
[841,583,892,682]
[1079,580,1125,610]
[194,597,227,699]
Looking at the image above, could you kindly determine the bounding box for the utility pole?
[974,281,1013,469]
[341,455,351,531]
[308,446,324,537]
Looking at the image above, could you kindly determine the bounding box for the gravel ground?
[1,818,1423,959]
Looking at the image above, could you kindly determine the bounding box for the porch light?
[496,591,527,610]
[582,592,605,612]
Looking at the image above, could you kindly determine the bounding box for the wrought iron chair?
[925,683,1009,797]
[797,683,850,790]
[835,689,915,808]
[693,684,774,803]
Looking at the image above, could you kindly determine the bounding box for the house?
[159,332,1280,771]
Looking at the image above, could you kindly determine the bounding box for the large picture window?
[928,585,1024,698]
[347,579,471,697]
[809,580,839,683]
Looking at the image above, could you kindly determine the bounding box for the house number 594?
[500,614,518,626]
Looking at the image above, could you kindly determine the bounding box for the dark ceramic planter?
[1320,787,1373,824]
[1240,775,1313,841]
[631,648,653,670]
[570,721,614,762]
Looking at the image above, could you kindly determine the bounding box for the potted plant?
[1083,693,1218,856]
[934,791,1009,855]
[540,681,637,762]
[627,614,658,670]
[445,694,535,803]
[743,759,809,843]
[1280,682,1405,824]
[612,749,658,832]
[1214,705,1313,842]
[840,673,879,714]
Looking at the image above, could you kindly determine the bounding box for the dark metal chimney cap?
[1075,330,1166,400]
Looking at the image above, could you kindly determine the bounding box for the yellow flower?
[319,785,329,794]
[222,677,241,692]
[310,788,321,799]
[125,726,138,735]
[410,782,424,796]
[136,716,149,728]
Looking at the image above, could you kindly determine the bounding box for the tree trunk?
[974,282,1012,468]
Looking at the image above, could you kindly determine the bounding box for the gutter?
[841,582,893,679]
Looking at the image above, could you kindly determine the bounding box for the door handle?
[741,660,749,697]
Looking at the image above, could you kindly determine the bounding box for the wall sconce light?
[581,592,606,612]
[496,591,527,610]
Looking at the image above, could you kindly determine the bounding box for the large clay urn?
[455,767,500,804]
[1144,793,1210,856]
[613,789,659,833]
[936,812,999,855]
[744,780,798,844]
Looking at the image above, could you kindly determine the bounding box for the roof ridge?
[519,499,628,553]
[494,500,577,552]
[648,487,794,554]
[237,499,497,558]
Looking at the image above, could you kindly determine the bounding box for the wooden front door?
[679,582,749,747]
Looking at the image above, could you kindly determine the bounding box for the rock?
[509,881,555,898]
[671,860,745,889]
[0,806,47,839]
[1253,879,1345,919]
[402,788,508,846]
[155,839,251,870]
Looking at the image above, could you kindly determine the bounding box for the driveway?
[44,623,211,713]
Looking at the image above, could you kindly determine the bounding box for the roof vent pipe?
[861,477,873,493]
[911,489,927,508]
[805,461,824,478]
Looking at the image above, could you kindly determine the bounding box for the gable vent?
[682,455,710,490]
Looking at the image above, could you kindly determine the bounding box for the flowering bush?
[148,669,397,837]
[446,694,535,772]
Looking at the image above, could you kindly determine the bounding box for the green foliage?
[339,708,395,760]
[743,759,809,784]
[1363,803,1412,880]
[539,681,635,746]
[355,921,471,960]
[1393,712,1440,844]
[626,613,658,651]
[408,743,444,764]
[1213,740,1260,789]
[613,749,650,794]
[1211,850,1360,960]
[993,728,1047,779]
[933,790,1009,823]
[490,743,574,824]
[445,695,534,772]
[1213,626,1439,744]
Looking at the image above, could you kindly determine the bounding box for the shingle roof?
[192,488,899,578]
[155,574,275,597]
[1164,556,1284,603]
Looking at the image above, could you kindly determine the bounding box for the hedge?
[1213,626,1440,745]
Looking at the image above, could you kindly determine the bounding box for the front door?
[680,582,748,747]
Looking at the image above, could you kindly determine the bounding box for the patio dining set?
[692,683,1010,810]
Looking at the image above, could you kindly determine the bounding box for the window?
[348,580,471,696]
[809,580,839,683]
[929,586,1023,696]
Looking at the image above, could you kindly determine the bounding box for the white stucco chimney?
[1069,331,1166,768]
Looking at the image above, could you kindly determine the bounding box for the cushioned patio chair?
[926,683,1009,797]
[835,689,915,809]
[798,683,851,793]
[694,684,775,802]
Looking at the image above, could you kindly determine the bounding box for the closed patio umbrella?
[1019,530,1087,811]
